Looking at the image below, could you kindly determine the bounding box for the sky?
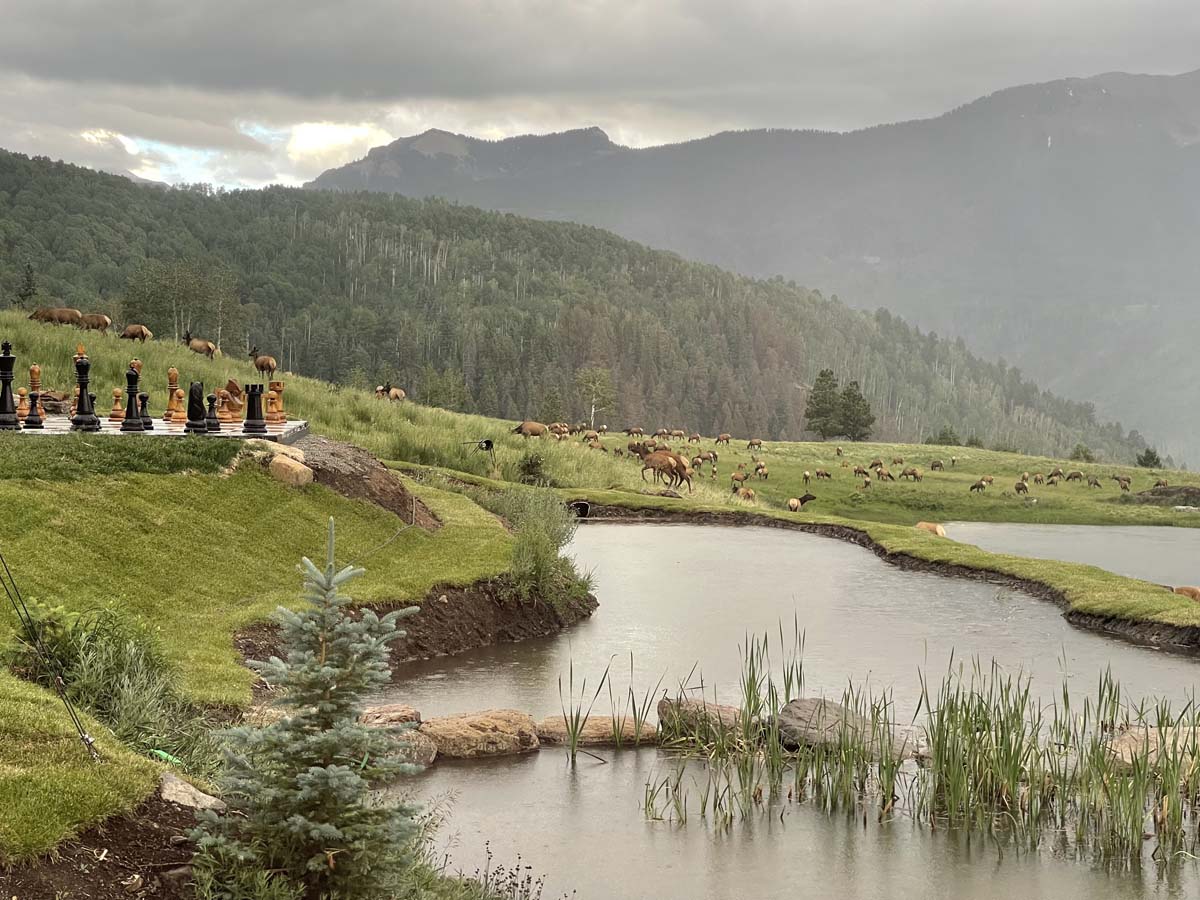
[1,0,1198,188]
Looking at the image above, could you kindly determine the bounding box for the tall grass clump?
[7,604,224,779]
[463,485,593,605]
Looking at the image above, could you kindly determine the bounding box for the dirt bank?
[2,795,197,900]
[579,504,1200,655]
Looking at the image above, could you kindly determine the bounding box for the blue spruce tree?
[193,519,421,899]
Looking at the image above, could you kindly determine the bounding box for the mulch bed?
[2,795,198,900]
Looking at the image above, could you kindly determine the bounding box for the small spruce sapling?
[192,519,421,899]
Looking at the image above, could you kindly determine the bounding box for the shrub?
[1136,447,1162,468]
[1070,443,1096,463]
[517,451,550,486]
[191,520,422,899]
[7,605,223,779]
[925,426,961,446]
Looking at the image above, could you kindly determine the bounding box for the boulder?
[159,772,225,811]
[1106,726,1200,770]
[657,697,745,736]
[360,703,421,726]
[536,715,657,746]
[246,437,306,463]
[776,697,912,760]
[419,709,539,758]
[268,453,314,487]
[393,729,439,766]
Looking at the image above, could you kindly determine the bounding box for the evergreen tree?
[838,381,876,441]
[15,263,37,308]
[804,369,841,438]
[192,520,421,899]
[1136,446,1162,468]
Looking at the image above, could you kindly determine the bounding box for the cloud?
[0,0,1198,185]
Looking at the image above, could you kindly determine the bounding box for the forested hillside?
[311,70,1200,459]
[0,149,1148,460]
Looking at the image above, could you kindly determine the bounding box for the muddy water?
[391,523,1200,899]
[945,522,1200,588]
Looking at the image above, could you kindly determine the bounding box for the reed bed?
[634,630,1200,870]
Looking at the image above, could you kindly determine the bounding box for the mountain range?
[308,68,1200,460]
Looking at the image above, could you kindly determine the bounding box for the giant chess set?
[0,340,308,444]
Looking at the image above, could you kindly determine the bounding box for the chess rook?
[243,383,267,434]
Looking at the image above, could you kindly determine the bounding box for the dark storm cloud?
[1,0,1199,184]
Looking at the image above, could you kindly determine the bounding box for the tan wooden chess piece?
[108,387,125,422]
[130,358,143,378]
[216,389,234,423]
[164,367,179,422]
[267,380,286,424]
[16,388,28,419]
[222,379,245,418]
[170,388,188,424]
[28,364,46,418]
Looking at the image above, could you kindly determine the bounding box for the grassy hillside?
[0,149,1151,460]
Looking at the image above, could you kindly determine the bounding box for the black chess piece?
[205,393,221,433]
[138,392,154,431]
[70,355,101,432]
[23,390,43,429]
[0,341,19,431]
[120,367,144,432]
[243,383,267,435]
[184,382,207,435]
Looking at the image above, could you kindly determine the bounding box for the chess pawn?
[24,391,44,429]
[109,387,125,422]
[265,390,281,425]
[16,388,28,419]
[268,380,285,422]
[171,388,188,424]
[205,393,221,433]
[139,392,154,431]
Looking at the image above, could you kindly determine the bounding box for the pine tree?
[192,520,421,899]
[838,381,876,441]
[804,369,840,438]
[1136,446,1162,468]
[15,263,37,308]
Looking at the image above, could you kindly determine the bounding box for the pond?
[945,522,1200,587]
[390,523,1200,899]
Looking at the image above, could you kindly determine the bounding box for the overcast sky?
[2,0,1198,187]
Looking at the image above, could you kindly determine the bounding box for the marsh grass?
[638,630,1200,869]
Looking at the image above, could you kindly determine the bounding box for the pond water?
[390,523,1200,899]
[945,522,1200,587]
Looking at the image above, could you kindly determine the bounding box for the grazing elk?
[512,420,549,438]
[892,456,904,466]
[623,426,644,437]
[716,433,731,445]
[582,430,600,442]
[1174,586,1200,602]
[1032,473,1045,485]
[79,313,111,333]
[119,324,153,342]
[1087,475,1102,488]
[376,382,405,401]
[730,471,749,487]
[899,467,922,481]
[1155,478,1170,488]
[980,475,994,485]
[747,438,763,451]
[1047,476,1059,486]
[249,347,277,378]
[1014,480,1029,495]
[930,459,945,471]
[835,446,843,457]
[688,433,702,443]
[815,469,832,480]
[860,477,872,490]
[29,307,83,326]
[787,493,817,511]
[915,522,947,537]
[735,487,756,502]
[1048,467,1065,480]
[869,458,884,469]
[853,465,870,478]
[875,467,895,482]
[182,330,216,359]
[969,479,987,493]
[756,466,769,481]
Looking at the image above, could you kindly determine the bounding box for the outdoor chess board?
[21,414,309,444]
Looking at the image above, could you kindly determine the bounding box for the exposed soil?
[1,795,197,900]
[577,503,1200,655]
[237,576,599,687]
[293,434,440,529]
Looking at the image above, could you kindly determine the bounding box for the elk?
[868,458,884,469]
[899,467,922,481]
[582,430,599,442]
[1087,475,1102,488]
[597,425,608,434]
[29,307,83,326]
[981,475,994,485]
[249,347,277,378]
[861,477,872,489]
[787,493,817,511]
[915,522,947,537]
[756,466,769,480]
[747,438,763,451]
[1015,480,1029,495]
[1065,470,1084,483]
[670,429,687,441]
[730,471,748,487]
[623,426,644,437]
[1047,476,1059,486]
[892,456,904,466]
[930,460,945,471]
[182,330,216,359]
[1155,478,1170,488]
[119,324,153,342]
[1048,467,1065,479]
[875,467,895,482]
[513,420,549,438]
[734,486,756,502]
[1174,586,1200,602]
[1032,473,1045,484]
[79,313,111,333]
[853,465,870,478]
[716,433,731,445]
[587,439,607,452]
[375,382,405,401]
[815,469,832,480]
[969,479,987,493]
[835,446,843,457]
